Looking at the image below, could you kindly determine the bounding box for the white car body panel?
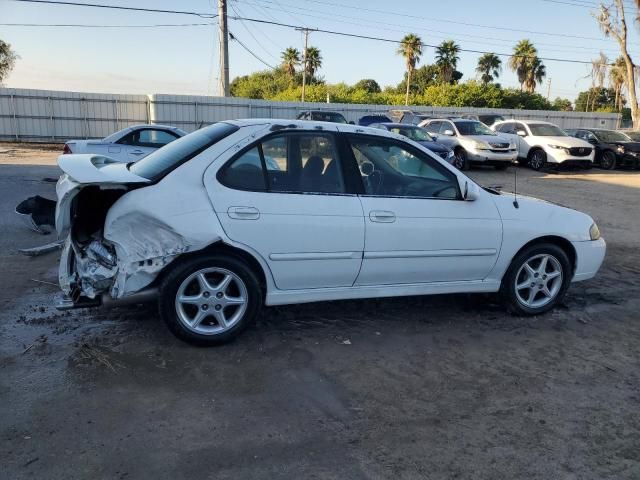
[55,120,606,308]
[493,120,595,164]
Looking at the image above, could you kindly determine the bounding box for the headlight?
[548,144,570,154]
[616,145,625,154]
[589,222,601,241]
[446,150,454,158]
[509,142,516,149]
[472,140,489,150]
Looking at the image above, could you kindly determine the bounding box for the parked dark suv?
[565,128,640,169]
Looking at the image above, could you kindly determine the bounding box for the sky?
[2,0,640,101]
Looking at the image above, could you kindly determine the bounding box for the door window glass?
[218,147,266,191]
[137,129,178,147]
[348,135,460,199]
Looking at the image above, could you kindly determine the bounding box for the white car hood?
[55,154,149,237]
[465,134,510,144]
[539,136,591,148]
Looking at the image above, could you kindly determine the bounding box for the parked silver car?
[420,119,517,170]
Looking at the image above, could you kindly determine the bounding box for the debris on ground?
[15,195,56,234]
[19,240,64,257]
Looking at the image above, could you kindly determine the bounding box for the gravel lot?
[1,142,639,479]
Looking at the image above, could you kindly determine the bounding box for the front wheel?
[453,148,469,170]
[159,254,262,346]
[501,243,572,316]
[528,149,546,170]
[600,150,617,170]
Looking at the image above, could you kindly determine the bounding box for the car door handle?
[129,150,145,155]
[369,210,396,223]
[228,206,260,220]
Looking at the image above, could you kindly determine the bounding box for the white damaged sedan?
[55,120,606,345]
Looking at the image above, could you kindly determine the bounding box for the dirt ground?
[1,142,639,479]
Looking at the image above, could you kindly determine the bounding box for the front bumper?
[546,148,594,165]
[619,152,640,166]
[571,237,606,282]
[467,149,518,163]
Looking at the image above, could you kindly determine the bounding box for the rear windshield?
[130,122,239,180]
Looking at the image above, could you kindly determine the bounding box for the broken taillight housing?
[62,144,72,154]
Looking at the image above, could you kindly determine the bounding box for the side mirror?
[443,129,455,136]
[460,179,480,201]
[588,138,598,144]
[349,121,355,125]
[516,130,527,137]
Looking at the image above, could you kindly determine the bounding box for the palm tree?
[304,47,322,80]
[524,57,546,93]
[476,53,502,84]
[397,34,423,105]
[435,40,460,84]
[509,39,538,91]
[281,47,300,77]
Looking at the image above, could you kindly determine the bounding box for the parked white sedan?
[55,120,606,345]
[493,120,595,170]
[62,124,187,162]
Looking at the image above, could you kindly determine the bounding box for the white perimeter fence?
[0,87,621,142]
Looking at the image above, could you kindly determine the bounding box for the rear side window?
[130,122,239,181]
[219,132,346,194]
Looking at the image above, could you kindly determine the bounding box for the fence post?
[146,97,151,124]
[82,98,88,139]
[113,99,119,132]
[10,93,19,141]
[194,101,198,130]
[48,96,55,141]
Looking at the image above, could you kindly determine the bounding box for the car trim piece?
[269,251,362,261]
[363,249,497,259]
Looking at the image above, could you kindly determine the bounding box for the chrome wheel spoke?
[178,294,202,305]
[196,273,213,292]
[524,263,536,277]
[546,270,561,280]
[514,253,563,309]
[538,256,548,274]
[216,274,232,293]
[223,295,245,306]
[191,309,208,328]
[213,309,228,328]
[526,288,537,304]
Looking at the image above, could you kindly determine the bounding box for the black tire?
[600,150,617,170]
[494,164,509,171]
[528,149,546,170]
[500,243,572,316]
[453,148,469,170]
[159,254,262,346]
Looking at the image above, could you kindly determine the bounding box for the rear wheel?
[600,150,617,170]
[159,254,262,345]
[453,148,469,170]
[501,243,572,316]
[528,149,546,170]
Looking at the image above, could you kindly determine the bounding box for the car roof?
[375,122,422,128]
[299,110,344,115]
[226,119,397,137]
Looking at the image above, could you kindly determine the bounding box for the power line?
[0,22,214,27]
[10,0,217,17]
[229,31,276,69]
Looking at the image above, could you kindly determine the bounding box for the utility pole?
[295,27,312,103]
[546,77,552,101]
[218,0,230,97]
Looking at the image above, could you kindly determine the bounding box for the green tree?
[397,33,423,105]
[281,47,300,77]
[353,78,381,93]
[476,53,502,84]
[435,40,461,84]
[609,56,626,111]
[0,39,18,84]
[509,40,545,93]
[575,87,619,112]
[304,46,322,81]
[396,64,439,94]
[552,97,573,111]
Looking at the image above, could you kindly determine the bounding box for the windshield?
[453,121,496,136]
[623,131,640,141]
[597,130,632,142]
[389,126,434,142]
[479,115,504,124]
[311,112,347,123]
[130,122,239,181]
[528,124,567,136]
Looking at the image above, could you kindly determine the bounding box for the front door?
[207,129,365,290]
[344,134,502,286]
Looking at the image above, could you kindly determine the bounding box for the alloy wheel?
[530,151,545,170]
[514,254,563,309]
[175,267,248,335]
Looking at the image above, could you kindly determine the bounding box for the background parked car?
[296,110,350,123]
[369,123,455,164]
[358,114,392,126]
[565,128,640,169]
[493,120,594,170]
[421,118,516,170]
[461,114,506,127]
[62,124,186,162]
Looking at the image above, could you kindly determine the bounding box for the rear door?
[345,133,502,286]
[207,128,365,290]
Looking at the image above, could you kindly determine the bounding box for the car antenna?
[513,160,520,209]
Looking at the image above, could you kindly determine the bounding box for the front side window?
[136,129,178,147]
[422,121,441,134]
[219,132,346,195]
[389,126,434,142]
[496,122,515,134]
[347,135,459,199]
[439,122,456,134]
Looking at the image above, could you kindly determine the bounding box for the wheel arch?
[510,235,577,276]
